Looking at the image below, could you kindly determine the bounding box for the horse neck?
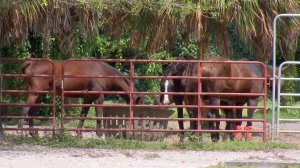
[118,93,130,104]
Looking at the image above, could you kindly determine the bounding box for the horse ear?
[157,71,163,76]
[281,64,289,72]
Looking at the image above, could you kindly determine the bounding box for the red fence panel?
[61,59,268,142]
[0,58,56,135]
[0,58,268,142]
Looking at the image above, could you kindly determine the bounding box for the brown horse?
[156,54,226,141]
[184,56,287,142]
[19,57,144,137]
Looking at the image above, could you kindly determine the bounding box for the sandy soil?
[1,120,300,168]
[1,147,300,168]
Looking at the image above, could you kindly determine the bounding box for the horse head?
[157,54,196,105]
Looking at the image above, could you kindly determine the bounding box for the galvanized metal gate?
[276,62,300,134]
[271,14,300,141]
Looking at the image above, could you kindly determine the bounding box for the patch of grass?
[0,128,297,151]
[205,162,224,168]
[64,108,97,128]
[3,119,54,126]
[172,140,297,151]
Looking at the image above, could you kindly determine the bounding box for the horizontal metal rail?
[2,74,54,78]
[277,130,300,133]
[278,106,300,109]
[4,128,54,131]
[63,116,264,122]
[279,93,300,96]
[62,104,264,109]
[67,128,264,133]
[63,90,265,96]
[278,118,300,122]
[1,116,53,119]
[0,103,54,106]
[0,58,56,135]
[1,90,54,94]
[64,58,266,64]
[63,74,265,81]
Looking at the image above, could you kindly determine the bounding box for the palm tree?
[1,1,299,60]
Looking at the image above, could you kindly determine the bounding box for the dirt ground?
[1,120,300,168]
[1,147,300,168]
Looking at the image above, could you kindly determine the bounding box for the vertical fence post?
[129,61,134,130]
[61,61,65,128]
[263,65,268,142]
[197,62,202,132]
[0,49,3,139]
[52,63,56,136]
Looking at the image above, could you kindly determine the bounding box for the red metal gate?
[0,58,56,135]
[60,59,268,142]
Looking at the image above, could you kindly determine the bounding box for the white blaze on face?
[163,80,170,105]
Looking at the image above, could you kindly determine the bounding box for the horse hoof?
[244,126,252,141]
[29,131,35,137]
[234,125,242,141]
[212,138,219,143]
[222,133,229,141]
[179,134,185,142]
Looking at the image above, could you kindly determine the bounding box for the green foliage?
[227,23,257,61]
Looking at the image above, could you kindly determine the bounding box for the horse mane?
[21,61,32,74]
[84,57,136,91]
[164,54,196,76]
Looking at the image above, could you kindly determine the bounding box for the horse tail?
[21,61,32,74]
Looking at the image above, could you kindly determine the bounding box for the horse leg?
[234,102,244,141]
[77,98,92,133]
[174,97,185,142]
[208,96,220,142]
[220,101,229,141]
[188,108,200,142]
[95,95,105,139]
[245,98,259,141]
[18,93,40,129]
[225,109,235,141]
[28,97,41,136]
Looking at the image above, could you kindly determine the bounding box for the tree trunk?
[0,106,4,141]
[197,16,211,60]
[55,27,77,59]
[0,54,4,140]
[55,27,80,118]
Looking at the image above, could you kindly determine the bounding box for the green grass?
[169,97,300,124]
[0,128,297,151]
[64,108,97,128]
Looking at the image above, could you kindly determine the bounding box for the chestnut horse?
[184,56,287,142]
[19,57,144,137]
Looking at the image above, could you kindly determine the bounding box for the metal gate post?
[272,14,300,142]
